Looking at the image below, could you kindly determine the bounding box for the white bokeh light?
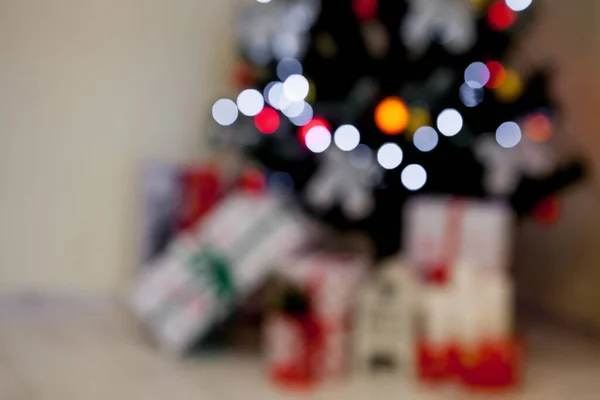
[290,102,313,126]
[282,101,305,118]
[348,144,373,169]
[464,62,490,89]
[401,164,427,191]
[237,89,264,117]
[506,0,532,12]
[267,82,292,110]
[437,108,463,137]
[413,126,439,152]
[334,125,361,152]
[277,58,303,81]
[256,0,272,3]
[305,126,332,153]
[377,143,404,170]
[283,74,310,102]
[459,83,485,108]
[212,99,238,126]
[496,121,522,148]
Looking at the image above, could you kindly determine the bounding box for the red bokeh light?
[255,107,280,134]
[524,113,553,142]
[485,61,507,89]
[488,1,517,31]
[353,0,379,22]
[299,117,331,145]
[533,197,560,226]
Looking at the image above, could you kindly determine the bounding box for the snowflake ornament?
[305,148,381,221]
[401,0,477,57]
[239,0,321,65]
[475,134,557,196]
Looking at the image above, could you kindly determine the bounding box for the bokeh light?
[334,125,361,152]
[505,0,532,12]
[267,82,292,110]
[348,144,373,169]
[401,164,427,191]
[268,171,295,195]
[524,113,552,142]
[485,61,507,89]
[237,89,264,117]
[290,102,314,126]
[305,126,332,153]
[254,107,280,134]
[256,0,272,3]
[496,121,522,148]
[212,99,239,126]
[406,107,431,136]
[277,58,303,81]
[282,101,306,118]
[494,68,523,102]
[353,0,379,22]
[460,83,485,108]
[375,97,410,135]
[283,74,310,102]
[464,62,490,89]
[300,117,330,144]
[437,108,463,137]
[413,126,439,152]
[377,143,403,170]
[488,0,517,31]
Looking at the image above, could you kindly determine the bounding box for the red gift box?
[177,166,222,232]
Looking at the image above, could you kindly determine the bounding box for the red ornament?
[299,117,331,146]
[533,197,560,226]
[255,107,280,134]
[487,1,517,31]
[353,0,379,22]
[485,61,507,89]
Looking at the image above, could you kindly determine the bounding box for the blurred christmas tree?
[210,0,585,257]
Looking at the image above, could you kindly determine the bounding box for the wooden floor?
[0,301,599,400]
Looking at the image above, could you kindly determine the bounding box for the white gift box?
[129,192,312,354]
[404,197,513,277]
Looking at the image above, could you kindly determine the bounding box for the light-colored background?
[0,0,599,331]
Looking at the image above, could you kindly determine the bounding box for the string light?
[524,113,552,142]
[283,74,310,102]
[401,164,427,191]
[505,0,532,12]
[486,61,507,89]
[267,82,292,110]
[353,0,379,22]
[348,144,373,169]
[254,107,280,134]
[290,102,313,126]
[334,125,361,152]
[437,109,463,137]
[377,143,403,170]
[460,83,484,108]
[237,89,264,117]
[496,121,522,148]
[413,126,439,152]
[305,126,332,153]
[375,97,410,135]
[277,58,303,81]
[494,68,523,102]
[464,62,490,89]
[406,107,431,136]
[488,0,517,31]
[212,99,239,126]
[282,101,306,118]
[300,117,331,144]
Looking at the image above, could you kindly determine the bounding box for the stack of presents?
[129,162,521,393]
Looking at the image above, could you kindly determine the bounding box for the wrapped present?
[130,193,312,354]
[404,197,513,282]
[276,253,369,380]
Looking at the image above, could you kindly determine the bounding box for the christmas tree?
[211,0,585,257]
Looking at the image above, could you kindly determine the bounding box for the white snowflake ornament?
[475,134,557,196]
[401,0,477,57]
[305,148,380,221]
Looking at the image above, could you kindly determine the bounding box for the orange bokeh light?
[524,113,553,142]
[485,61,506,89]
[375,97,410,135]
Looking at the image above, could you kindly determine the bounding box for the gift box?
[130,193,312,354]
[275,253,369,380]
[404,197,513,282]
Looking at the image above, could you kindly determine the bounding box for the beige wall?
[0,0,237,293]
